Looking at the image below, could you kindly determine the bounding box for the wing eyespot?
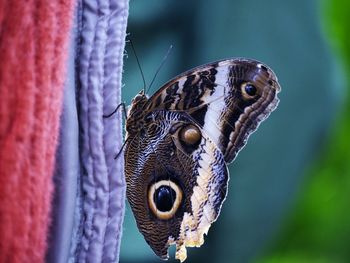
[148,180,183,220]
[179,124,201,147]
[241,82,258,99]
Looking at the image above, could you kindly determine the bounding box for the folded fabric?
[0,0,128,262]
[46,0,129,262]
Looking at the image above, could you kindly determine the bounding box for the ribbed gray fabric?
[48,0,129,262]
[47,14,80,263]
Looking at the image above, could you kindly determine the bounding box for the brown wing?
[144,58,281,163]
[125,110,228,261]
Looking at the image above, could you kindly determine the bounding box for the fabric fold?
[47,0,129,262]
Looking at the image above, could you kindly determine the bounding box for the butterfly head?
[126,91,149,134]
[132,89,147,104]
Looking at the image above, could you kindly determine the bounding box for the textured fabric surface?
[76,0,128,261]
[46,16,80,263]
[47,0,129,262]
[0,1,75,262]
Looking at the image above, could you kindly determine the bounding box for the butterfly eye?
[148,180,183,220]
[179,124,201,146]
[241,82,258,98]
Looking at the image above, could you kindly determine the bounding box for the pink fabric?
[0,1,75,262]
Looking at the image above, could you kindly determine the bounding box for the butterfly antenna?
[146,45,173,94]
[129,39,147,93]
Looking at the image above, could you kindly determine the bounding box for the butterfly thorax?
[126,91,149,135]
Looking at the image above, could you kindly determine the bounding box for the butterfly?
[124,58,281,262]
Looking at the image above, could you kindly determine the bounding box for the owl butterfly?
[124,58,281,261]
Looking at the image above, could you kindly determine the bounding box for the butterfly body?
[124,58,281,261]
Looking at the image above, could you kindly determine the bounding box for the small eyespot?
[245,84,257,96]
[241,82,258,99]
[179,124,201,146]
[148,180,183,220]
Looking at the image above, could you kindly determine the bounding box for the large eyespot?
[179,124,201,147]
[241,82,258,99]
[148,180,183,220]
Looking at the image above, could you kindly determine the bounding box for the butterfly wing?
[125,111,228,261]
[125,58,281,261]
[144,58,281,163]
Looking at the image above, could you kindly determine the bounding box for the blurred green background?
[120,0,350,262]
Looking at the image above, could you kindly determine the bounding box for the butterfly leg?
[103,102,127,119]
[113,141,127,160]
[103,102,129,159]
